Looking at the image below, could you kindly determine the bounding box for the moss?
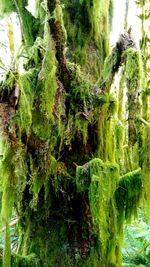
[31,33,58,140]
[124,48,142,146]
[115,120,125,166]
[15,71,37,136]
[3,223,11,267]
[13,253,41,267]
[117,67,126,121]
[0,136,15,267]
[100,46,121,92]
[97,93,117,161]
[142,124,150,218]
[115,168,142,225]
[76,158,121,266]
[38,35,57,120]
[62,0,110,80]
[89,161,120,265]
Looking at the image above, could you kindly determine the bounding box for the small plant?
[123,211,150,267]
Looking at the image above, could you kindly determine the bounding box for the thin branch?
[0,218,18,233]
[140,117,149,125]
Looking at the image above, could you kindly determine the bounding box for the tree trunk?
[0,1,147,267]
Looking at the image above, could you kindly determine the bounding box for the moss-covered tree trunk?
[0,1,149,267]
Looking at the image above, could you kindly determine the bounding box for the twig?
[140,117,149,125]
[0,218,18,233]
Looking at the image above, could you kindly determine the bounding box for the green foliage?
[123,216,150,267]
[0,0,15,18]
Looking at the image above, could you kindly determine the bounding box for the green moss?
[124,48,142,91]
[118,67,125,121]
[38,39,58,121]
[15,71,36,136]
[3,223,11,267]
[76,158,121,266]
[32,35,58,140]
[0,136,15,267]
[124,48,142,147]
[115,120,125,166]
[89,160,120,265]
[13,253,41,267]
[97,93,117,161]
[142,124,150,218]
[62,0,110,80]
[115,168,142,225]
[100,47,121,92]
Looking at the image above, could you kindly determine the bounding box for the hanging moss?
[62,0,110,80]
[142,124,150,218]
[117,66,126,121]
[15,71,36,136]
[97,93,117,161]
[32,34,58,140]
[100,46,121,92]
[115,120,125,167]
[124,48,142,146]
[0,136,15,267]
[3,223,11,267]
[76,158,121,266]
[89,161,120,266]
[115,168,142,226]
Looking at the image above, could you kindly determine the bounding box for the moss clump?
[76,158,121,266]
[62,0,110,80]
[100,47,121,92]
[15,71,37,136]
[115,168,142,225]
[32,34,58,140]
[97,93,117,161]
[89,161,120,266]
[124,48,142,146]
